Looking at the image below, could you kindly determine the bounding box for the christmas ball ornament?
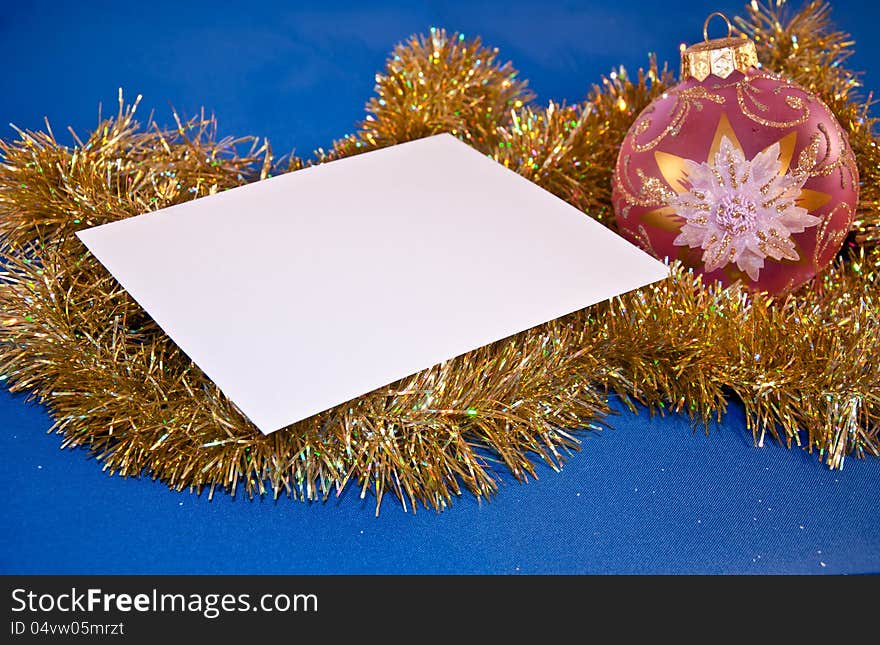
[612,13,859,295]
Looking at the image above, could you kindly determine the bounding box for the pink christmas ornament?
[612,13,859,295]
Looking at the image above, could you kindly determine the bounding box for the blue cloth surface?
[1,0,879,574]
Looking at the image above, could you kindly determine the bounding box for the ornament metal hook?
[703,12,733,42]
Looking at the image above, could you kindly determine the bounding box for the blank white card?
[78,134,668,434]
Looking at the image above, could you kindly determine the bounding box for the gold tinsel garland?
[0,1,878,511]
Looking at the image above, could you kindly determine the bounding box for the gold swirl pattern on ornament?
[816,97,861,192]
[628,86,725,153]
[729,72,858,195]
[636,168,676,202]
[814,202,852,267]
[795,123,858,195]
[617,90,729,215]
[809,123,859,192]
[615,155,668,208]
[838,125,860,191]
[735,75,810,129]
[794,133,823,178]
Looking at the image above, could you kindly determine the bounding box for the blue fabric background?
[1,0,878,574]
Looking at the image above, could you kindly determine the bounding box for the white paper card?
[77,134,668,434]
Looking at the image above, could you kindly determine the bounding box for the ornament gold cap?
[680,12,758,82]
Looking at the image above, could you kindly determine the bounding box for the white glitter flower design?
[670,136,820,281]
